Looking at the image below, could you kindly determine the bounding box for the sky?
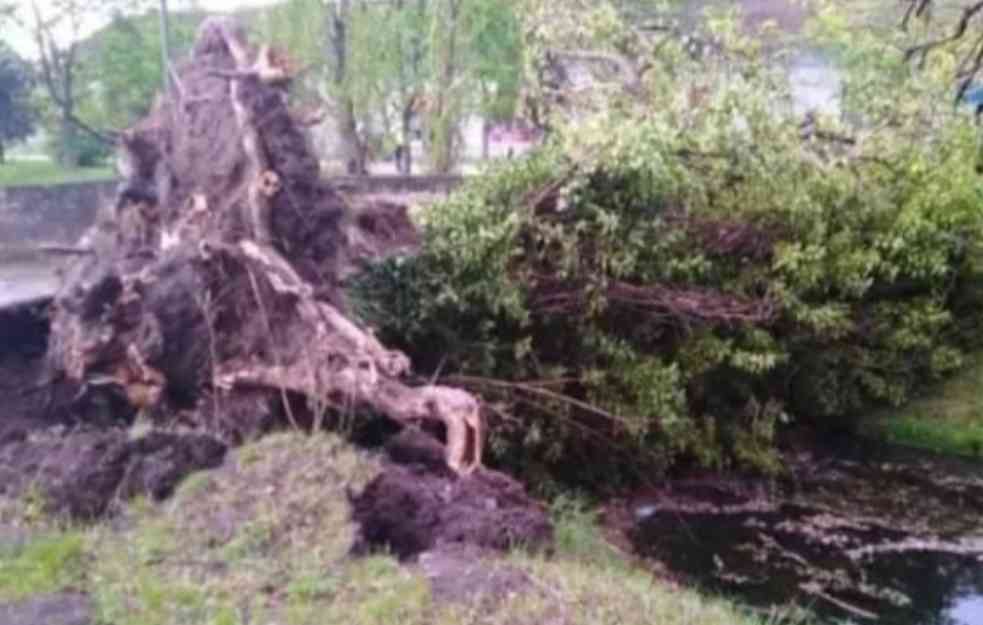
[2,0,282,59]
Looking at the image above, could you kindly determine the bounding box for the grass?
[863,354,983,458]
[0,431,795,625]
[0,532,87,601]
[0,158,115,187]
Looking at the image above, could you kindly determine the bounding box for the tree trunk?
[0,139,6,165]
[340,100,367,175]
[59,114,80,168]
[401,104,414,174]
[430,0,462,174]
[482,118,491,160]
[395,0,413,176]
[328,0,366,175]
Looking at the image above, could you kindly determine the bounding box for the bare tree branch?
[903,0,983,99]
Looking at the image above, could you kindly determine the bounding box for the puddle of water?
[632,443,983,624]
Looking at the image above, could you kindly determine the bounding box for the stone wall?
[332,175,464,196]
[0,176,465,247]
[0,180,118,246]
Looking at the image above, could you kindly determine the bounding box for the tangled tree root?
[43,17,482,474]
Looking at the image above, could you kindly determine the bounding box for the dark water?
[632,442,983,624]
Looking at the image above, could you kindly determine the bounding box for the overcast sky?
[2,0,282,58]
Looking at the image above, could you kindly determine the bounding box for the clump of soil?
[0,427,226,520]
[351,429,553,559]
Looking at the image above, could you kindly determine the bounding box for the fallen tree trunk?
[42,18,482,474]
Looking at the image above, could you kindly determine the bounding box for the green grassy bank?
[863,355,983,459]
[0,432,800,625]
[0,159,115,187]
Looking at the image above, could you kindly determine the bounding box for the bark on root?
[44,17,482,474]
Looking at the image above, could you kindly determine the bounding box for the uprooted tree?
[42,18,482,474]
[353,2,983,486]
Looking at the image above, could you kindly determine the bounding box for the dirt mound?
[0,428,226,520]
[351,429,553,559]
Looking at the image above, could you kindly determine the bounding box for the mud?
[0,427,226,520]
[351,429,553,559]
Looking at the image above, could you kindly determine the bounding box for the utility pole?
[159,0,172,93]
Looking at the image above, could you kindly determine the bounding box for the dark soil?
[351,429,553,559]
[0,427,226,520]
[0,301,57,436]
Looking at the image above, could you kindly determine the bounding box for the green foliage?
[549,496,629,570]
[864,353,983,458]
[467,0,523,122]
[352,3,983,486]
[0,42,36,159]
[79,10,200,130]
[261,0,522,171]
[45,128,112,167]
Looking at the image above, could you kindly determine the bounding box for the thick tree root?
[212,241,482,474]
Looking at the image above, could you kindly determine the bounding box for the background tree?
[263,0,522,174]
[79,8,199,130]
[262,0,384,174]
[0,43,37,164]
[467,0,522,159]
[426,0,464,173]
[24,0,111,166]
[388,0,431,173]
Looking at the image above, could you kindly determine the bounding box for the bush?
[351,7,983,489]
[46,128,112,167]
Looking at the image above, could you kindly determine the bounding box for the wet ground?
[627,440,983,625]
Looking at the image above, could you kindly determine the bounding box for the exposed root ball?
[43,18,482,473]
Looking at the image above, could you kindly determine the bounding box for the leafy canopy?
[0,43,37,152]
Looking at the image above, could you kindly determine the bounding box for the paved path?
[0,260,61,309]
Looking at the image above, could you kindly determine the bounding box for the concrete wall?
[331,175,464,196]
[0,180,118,246]
[0,176,466,247]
